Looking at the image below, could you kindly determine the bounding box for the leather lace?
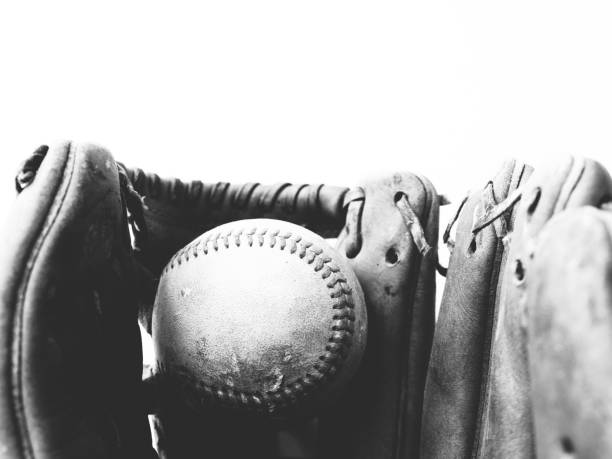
[341,187,440,271]
[395,192,432,258]
[117,163,148,253]
[15,145,49,193]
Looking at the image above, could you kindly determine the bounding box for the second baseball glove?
[527,204,612,458]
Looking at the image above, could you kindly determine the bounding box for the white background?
[1,0,612,215]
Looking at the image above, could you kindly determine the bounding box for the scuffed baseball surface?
[152,219,367,417]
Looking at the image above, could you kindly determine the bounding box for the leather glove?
[423,156,612,458]
[129,166,442,459]
[0,142,157,459]
[422,159,533,459]
[128,158,350,459]
[0,141,442,459]
[318,174,440,459]
[527,204,612,458]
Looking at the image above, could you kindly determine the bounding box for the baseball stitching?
[157,225,356,415]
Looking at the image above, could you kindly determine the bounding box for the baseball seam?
[158,225,356,415]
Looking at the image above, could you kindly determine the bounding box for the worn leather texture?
[421,159,533,459]
[152,219,367,418]
[0,142,155,458]
[528,206,612,459]
[319,173,440,459]
[476,156,612,458]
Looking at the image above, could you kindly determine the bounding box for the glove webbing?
[125,167,345,217]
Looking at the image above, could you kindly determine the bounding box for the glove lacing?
[15,145,49,193]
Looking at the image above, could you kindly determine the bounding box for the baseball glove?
[0,142,156,459]
[421,159,533,459]
[423,155,612,458]
[479,156,612,458]
[318,173,440,459]
[527,204,612,458]
[127,156,351,459]
[131,167,441,459]
[0,142,442,459]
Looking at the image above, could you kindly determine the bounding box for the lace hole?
[466,237,477,256]
[345,246,359,259]
[514,259,525,283]
[385,248,400,266]
[393,191,405,203]
[526,187,542,216]
[560,436,575,454]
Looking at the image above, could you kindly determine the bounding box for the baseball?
[152,219,367,418]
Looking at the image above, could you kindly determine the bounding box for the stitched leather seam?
[12,142,75,459]
[471,238,506,458]
[471,166,524,457]
[159,226,355,415]
[473,163,540,457]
